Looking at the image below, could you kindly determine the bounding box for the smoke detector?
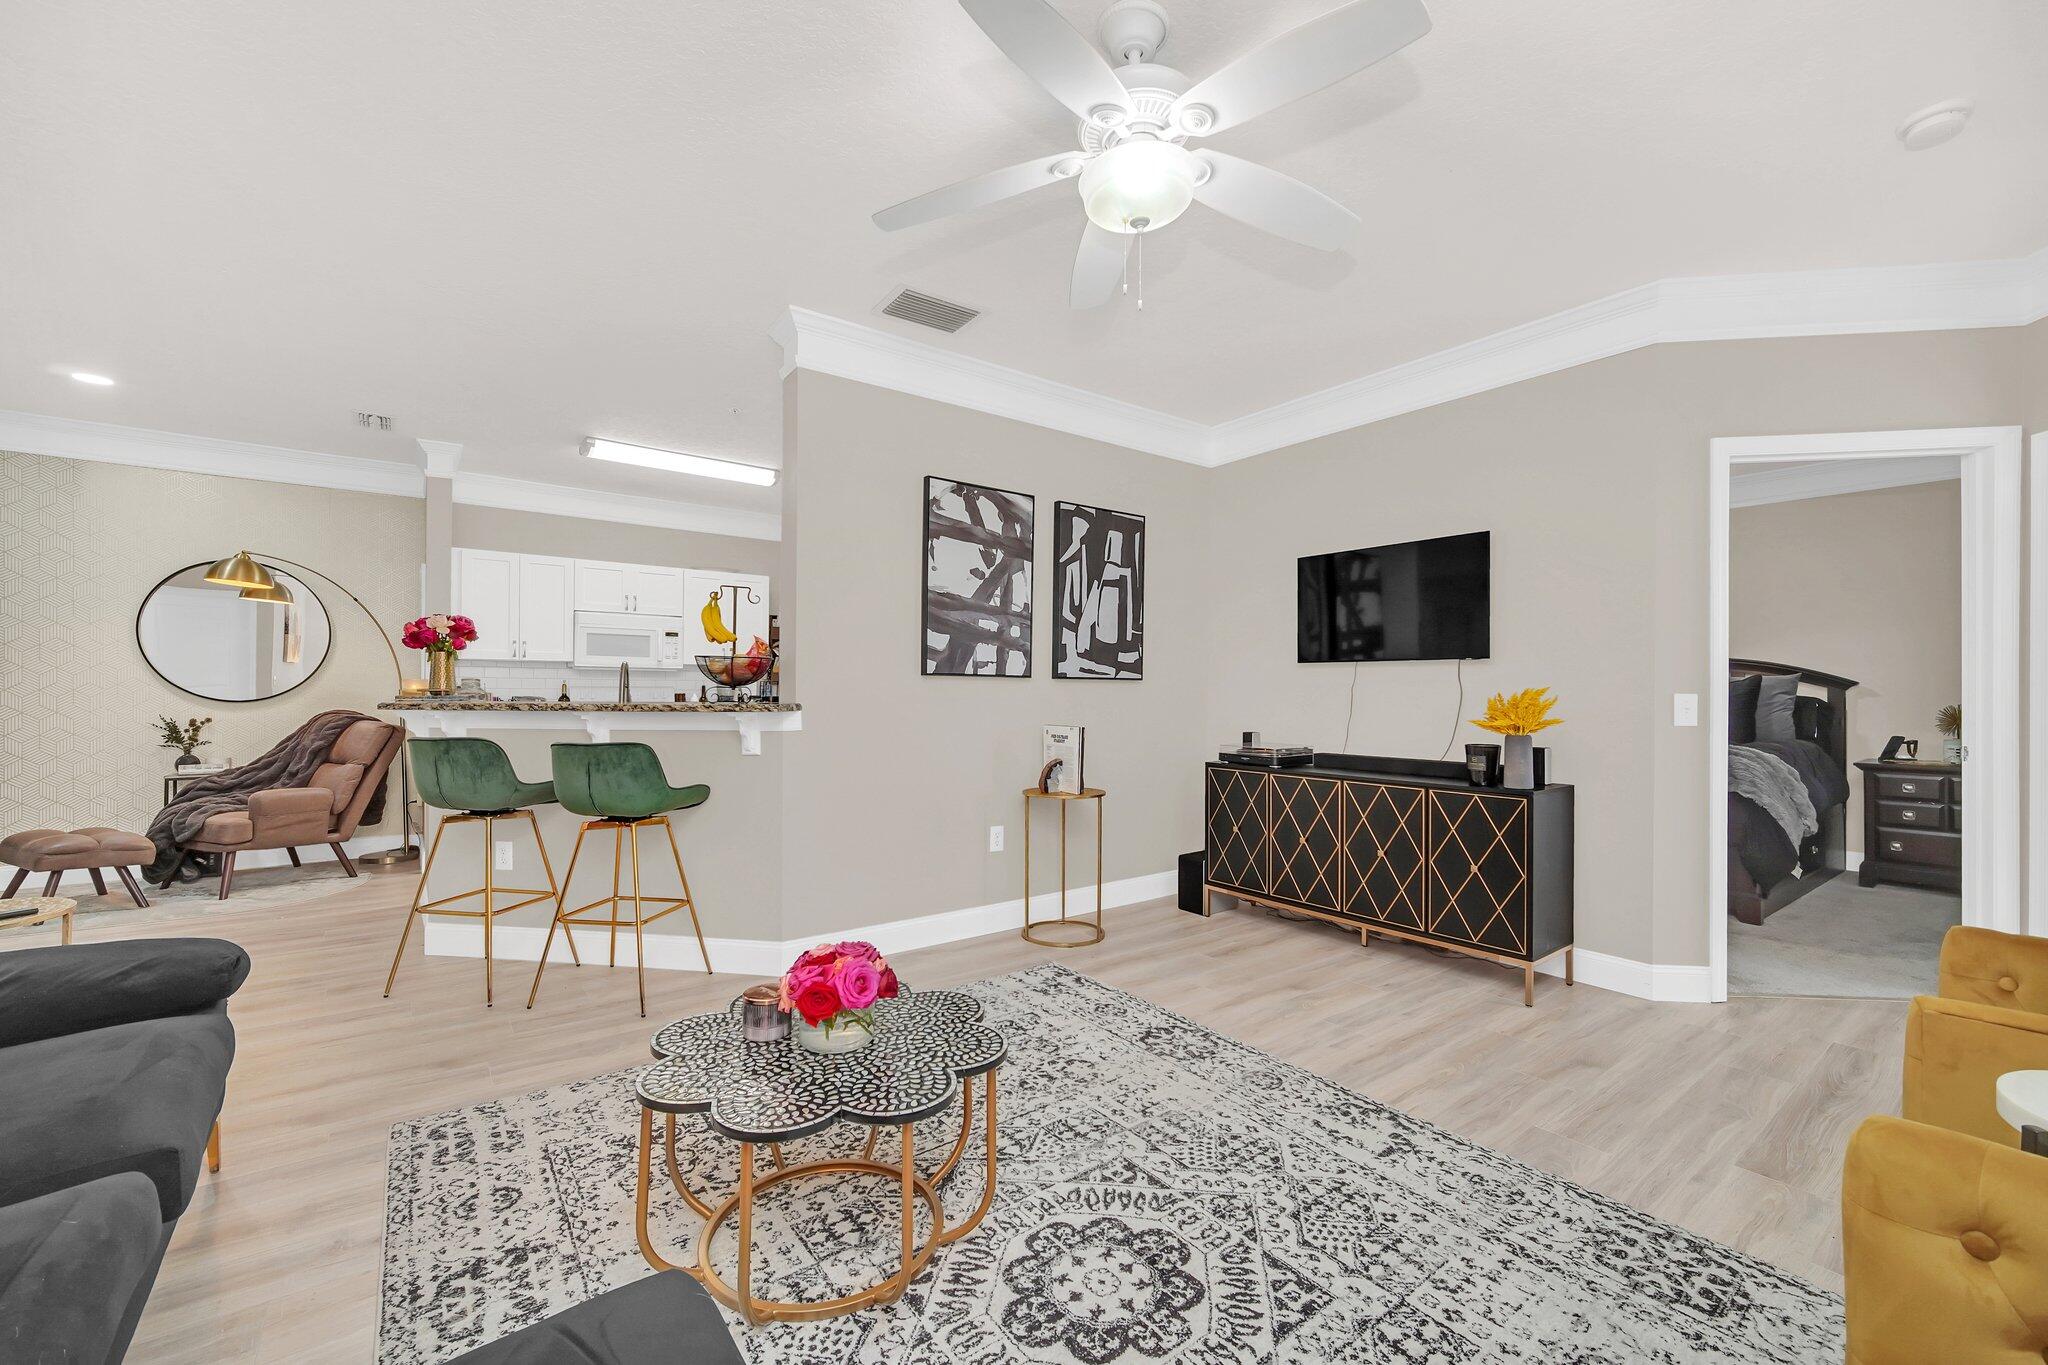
[1897,100,1972,152]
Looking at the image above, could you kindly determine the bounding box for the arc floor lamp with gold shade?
[204,550,420,865]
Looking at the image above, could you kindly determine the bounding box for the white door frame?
[2032,432,2048,938]
[1707,427,2024,1002]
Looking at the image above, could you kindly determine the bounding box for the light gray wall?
[1730,480,1962,852]
[0,450,423,838]
[452,504,777,576]
[1206,326,2030,968]
[774,373,1211,940]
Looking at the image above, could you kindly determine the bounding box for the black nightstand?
[1853,759,1961,892]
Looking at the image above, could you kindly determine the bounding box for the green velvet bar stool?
[385,737,562,1007]
[528,742,712,1017]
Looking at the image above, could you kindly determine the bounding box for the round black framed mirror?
[135,562,333,702]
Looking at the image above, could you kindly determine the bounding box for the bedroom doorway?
[1707,428,2024,1004]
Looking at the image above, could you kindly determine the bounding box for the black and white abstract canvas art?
[923,477,1035,676]
[1054,501,1145,679]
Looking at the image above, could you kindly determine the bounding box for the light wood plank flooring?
[10,867,1903,1362]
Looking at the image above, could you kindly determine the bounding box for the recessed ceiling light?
[583,438,778,487]
[1898,99,1972,152]
[69,371,116,386]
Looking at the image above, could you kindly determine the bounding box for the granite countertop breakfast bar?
[379,698,802,754]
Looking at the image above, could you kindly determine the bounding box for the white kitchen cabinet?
[451,548,518,661]
[453,549,575,662]
[517,555,575,661]
[575,559,686,616]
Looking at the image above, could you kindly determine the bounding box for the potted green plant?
[1936,704,1962,764]
[155,715,214,769]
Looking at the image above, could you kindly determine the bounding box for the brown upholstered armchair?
[1904,925,2048,1146]
[184,718,402,899]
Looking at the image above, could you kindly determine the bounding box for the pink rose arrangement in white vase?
[778,940,900,1054]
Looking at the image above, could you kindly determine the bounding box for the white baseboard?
[421,870,1180,977]
[1844,851,1864,873]
[1537,948,1713,1003]
[9,834,392,893]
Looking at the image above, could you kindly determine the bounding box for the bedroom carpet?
[1728,874,1959,999]
[380,963,1841,1364]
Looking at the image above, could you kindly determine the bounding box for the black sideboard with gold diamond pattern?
[1204,759,1574,1005]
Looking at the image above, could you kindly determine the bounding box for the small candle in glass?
[740,983,789,1042]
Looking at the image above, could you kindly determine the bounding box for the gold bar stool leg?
[384,812,452,997]
[482,815,497,1005]
[527,820,591,1009]
[630,818,649,1018]
[608,823,623,968]
[661,817,713,975]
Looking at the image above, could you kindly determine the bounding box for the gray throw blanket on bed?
[146,709,384,883]
[1728,743,1818,849]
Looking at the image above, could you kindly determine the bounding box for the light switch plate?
[1673,692,1699,727]
[988,825,1005,853]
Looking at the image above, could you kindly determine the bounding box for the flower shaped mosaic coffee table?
[633,988,1006,1324]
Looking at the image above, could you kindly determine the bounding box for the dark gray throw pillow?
[1728,674,1760,743]
[1755,674,1800,744]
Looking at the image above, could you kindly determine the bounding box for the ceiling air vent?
[356,412,394,430]
[880,288,980,334]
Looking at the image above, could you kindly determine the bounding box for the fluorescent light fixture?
[583,438,778,486]
[69,371,115,386]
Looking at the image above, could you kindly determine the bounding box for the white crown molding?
[771,306,1212,464]
[776,244,2048,467]
[415,438,463,479]
[1729,452,1961,508]
[0,410,781,541]
[452,470,781,541]
[0,409,426,496]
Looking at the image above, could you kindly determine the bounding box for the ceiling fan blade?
[873,154,1077,231]
[1193,151,1359,251]
[959,0,1133,124]
[1171,0,1430,136]
[1070,223,1129,309]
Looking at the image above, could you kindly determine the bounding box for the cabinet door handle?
[1900,782,1918,794]
[1901,810,1915,821]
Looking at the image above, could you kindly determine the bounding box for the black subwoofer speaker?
[1177,850,1206,914]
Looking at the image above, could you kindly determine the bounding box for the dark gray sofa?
[0,938,247,1363]
[447,1271,745,1364]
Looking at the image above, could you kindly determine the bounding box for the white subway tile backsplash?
[461,661,705,703]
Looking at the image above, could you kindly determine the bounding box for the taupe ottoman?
[0,829,154,907]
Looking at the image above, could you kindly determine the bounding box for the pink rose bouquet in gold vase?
[778,940,900,1054]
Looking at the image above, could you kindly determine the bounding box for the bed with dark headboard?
[1727,658,1858,924]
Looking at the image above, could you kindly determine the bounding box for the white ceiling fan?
[873,0,1431,309]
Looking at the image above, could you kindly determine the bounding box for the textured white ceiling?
[3,0,2043,505]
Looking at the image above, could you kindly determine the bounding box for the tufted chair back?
[1842,1115,2048,1364]
[1940,926,2048,1016]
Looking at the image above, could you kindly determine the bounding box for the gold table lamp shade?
[205,551,277,591]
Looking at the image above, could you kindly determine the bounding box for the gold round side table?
[0,896,75,944]
[1021,787,1105,947]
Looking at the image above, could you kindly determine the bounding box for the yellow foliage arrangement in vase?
[1472,687,1561,787]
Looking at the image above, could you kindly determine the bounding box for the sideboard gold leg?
[1523,964,1535,1008]
[1566,946,1575,985]
[206,1121,221,1173]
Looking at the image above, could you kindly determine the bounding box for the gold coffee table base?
[635,1069,1000,1325]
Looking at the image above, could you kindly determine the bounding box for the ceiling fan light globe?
[1078,139,1197,234]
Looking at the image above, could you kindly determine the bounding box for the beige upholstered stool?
[0,828,154,907]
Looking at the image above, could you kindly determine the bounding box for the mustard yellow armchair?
[1904,926,2048,1146]
[1842,1115,2048,1364]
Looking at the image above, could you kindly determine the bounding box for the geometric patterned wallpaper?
[0,450,425,838]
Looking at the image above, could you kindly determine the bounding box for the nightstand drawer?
[1877,799,1948,831]
[1874,829,1961,868]
[1874,772,1947,802]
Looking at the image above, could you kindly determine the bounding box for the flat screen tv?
[1297,531,1490,663]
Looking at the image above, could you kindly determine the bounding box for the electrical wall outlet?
[988,825,1005,853]
[1673,692,1699,727]
[494,841,515,871]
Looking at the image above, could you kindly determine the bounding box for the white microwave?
[573,611,687,670]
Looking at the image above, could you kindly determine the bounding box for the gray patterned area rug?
[380,964,1842,1364]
